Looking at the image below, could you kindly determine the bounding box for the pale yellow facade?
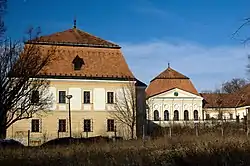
[7,79,145,146]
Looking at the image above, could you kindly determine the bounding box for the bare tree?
[110,82,137,139]
[0,28,57,138]
[222,78,247,93]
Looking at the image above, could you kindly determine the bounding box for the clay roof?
[26,28,120,48]
[36,45,134,80]
[146,66,199,97]
[24,27,134,80]
[201,84,250,108]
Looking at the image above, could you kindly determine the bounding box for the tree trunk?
[0,109,7,139]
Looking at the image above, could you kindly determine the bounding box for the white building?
[146,64,203,126]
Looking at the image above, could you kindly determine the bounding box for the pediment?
[151,88,203,99]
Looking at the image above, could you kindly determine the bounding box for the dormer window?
[72,55,84,70]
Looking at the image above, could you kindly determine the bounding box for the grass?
[1,132,250,166]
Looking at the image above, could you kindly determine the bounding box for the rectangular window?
[31,90,39,104]
[58,119,66,132]
[31,119,40,132]
[83,91,91,104]
[107,92,114,104]
[229,113,233,120]
[59,91,66,103]
[84,119,91,132]
[107,119,115,132]
[205,114,210,120]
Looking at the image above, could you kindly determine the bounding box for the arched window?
[173,110,179,121]
[164,110,169,121]
[184,110,189,121]
[194,110,198,120]
[154,110,159,121]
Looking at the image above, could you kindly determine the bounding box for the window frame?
[164,110,169,121]
[107,92,114,104]
[84,119,92,132]
[58,91,66,104]
[31,119,40,132]
[83,91,91,104]
[31,90,39,104]
[184,110,189,121]
[194,110,199,121]
[173,110,179,121]
[154,110,160,121]
[107,119,115,132]
[58,119,66,132]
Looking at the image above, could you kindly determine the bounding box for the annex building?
[146,64,250,127]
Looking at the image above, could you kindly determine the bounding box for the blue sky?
[6,0,250,91]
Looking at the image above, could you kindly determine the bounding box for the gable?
[151,88,203,99]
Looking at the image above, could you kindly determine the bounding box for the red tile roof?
[25,28,134,80]
[26,28,120,48]
[146,66,199,97]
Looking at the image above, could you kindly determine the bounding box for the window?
[31,90,39,104]
[107,119,115,132]
[31,119,40,132]
[72,55,84,70]
[194,110,198,120]
[59,91,66,103]
[164,110,169,121]
[84,119,92,132]
[184,110,189,121]
[229,113,233,120]
[205,114,210,120]
[84,91,91,104]
[173,110,179,121]
[154,110,160,121]
[107,92,114,104]
[58,119,66,132]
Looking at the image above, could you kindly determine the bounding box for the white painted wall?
[69,88,82,110]
[48,87,56,110]
[93,88,105,110]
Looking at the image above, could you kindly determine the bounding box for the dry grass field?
[1,131,250,166]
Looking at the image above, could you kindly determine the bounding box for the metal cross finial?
[168,62,170,68]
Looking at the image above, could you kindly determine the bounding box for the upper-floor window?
[31,119,40,132]
[59,91,66,103]
[83,91,91,104]
[31,90,39,104]
[107,92,114,104]
[72,55,84,70]
[58,119,66,132]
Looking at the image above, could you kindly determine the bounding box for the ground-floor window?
[164,110,169,121]
[173,110,179,121]
[31,119,40,132]
[107,119,115,132]
[84,119,92,132]
[184,110,189,121]
[58,119,66,132]
[154,110,160,121]
[194,110,198,120]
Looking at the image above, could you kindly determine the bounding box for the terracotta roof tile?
[26,28,120,48]
[36,45,134,79]
[146,66,199,97]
